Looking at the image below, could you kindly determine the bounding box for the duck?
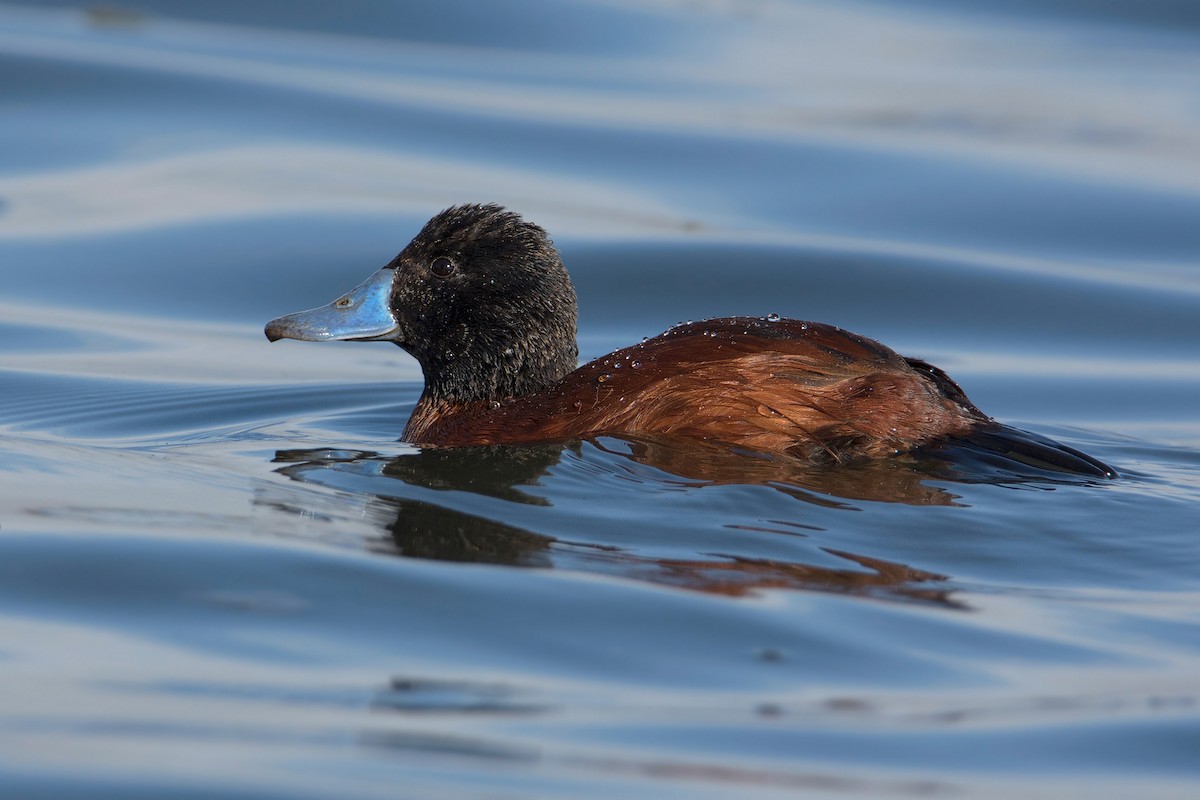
[265,204,1114,477]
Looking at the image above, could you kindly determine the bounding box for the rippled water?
[1,1,1198,797]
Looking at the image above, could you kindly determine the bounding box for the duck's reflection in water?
[602,435,964,507]
[267,437,959,603]
[268,436,1095,604]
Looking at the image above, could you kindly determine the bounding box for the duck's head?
[265,204,578,403]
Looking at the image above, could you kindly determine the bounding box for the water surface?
[1,1,1198,797]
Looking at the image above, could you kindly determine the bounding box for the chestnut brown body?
[404,317,987,462]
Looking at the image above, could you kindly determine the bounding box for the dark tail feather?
[951,424,1116,479]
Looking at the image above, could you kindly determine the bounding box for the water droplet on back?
[766,313,781,322]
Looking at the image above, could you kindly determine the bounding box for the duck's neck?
[402,332,577,446]
[411,326,579,405]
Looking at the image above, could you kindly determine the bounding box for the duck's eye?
[430,256,456,278]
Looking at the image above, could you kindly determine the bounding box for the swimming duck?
[265,204,1114,476]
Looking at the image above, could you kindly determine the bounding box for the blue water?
[1,1,1198,797]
